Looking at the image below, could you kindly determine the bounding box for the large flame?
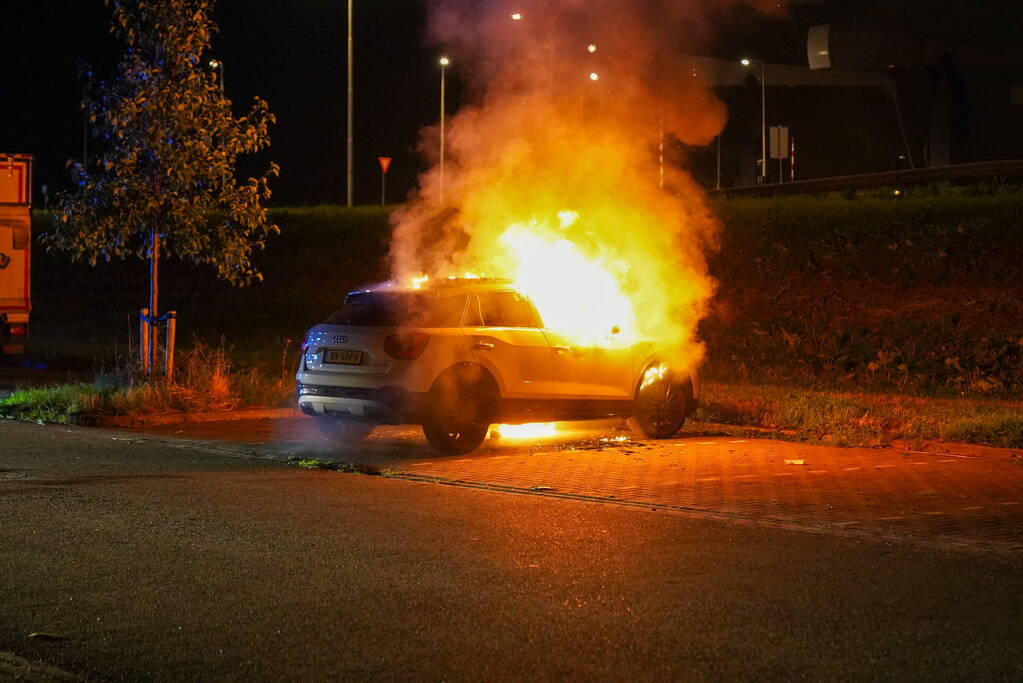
[391,0,784,370]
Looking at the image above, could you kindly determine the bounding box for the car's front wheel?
[315,415,375,444]
[422,366,495,455]
[632,364,692,439]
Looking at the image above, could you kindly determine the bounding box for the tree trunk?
[149,224,159,372]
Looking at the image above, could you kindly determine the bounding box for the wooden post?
[165,311,177,381]
[139,307,150,373]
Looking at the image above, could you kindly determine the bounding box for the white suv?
[296,279,700,454]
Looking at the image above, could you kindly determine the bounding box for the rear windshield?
[324,291,467,327]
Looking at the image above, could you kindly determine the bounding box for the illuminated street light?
[589,72,599,82]
[587,44,597,53]
[439,56,450,203]
[208,59,224,96]
[511,12,523,20]
[740,57,767,184]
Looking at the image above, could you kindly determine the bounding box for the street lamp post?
[208,59,225,96]
[741,58,766,184]
[346,0,354,207]
[209,59,227,187]
[439,56,449,203]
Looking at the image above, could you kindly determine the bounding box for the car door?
[463,291,556,399]
[542,329,635,400]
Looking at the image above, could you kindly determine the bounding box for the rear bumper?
[296,383,426,423]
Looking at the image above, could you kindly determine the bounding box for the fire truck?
[0,154,32,355]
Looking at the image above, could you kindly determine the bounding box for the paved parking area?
[389,436,1023,551]
[132,417,1023,552]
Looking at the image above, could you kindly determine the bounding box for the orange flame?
[391,0,785,369]
[492,423,558,440]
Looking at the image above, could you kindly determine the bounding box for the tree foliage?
[46,0,279,285]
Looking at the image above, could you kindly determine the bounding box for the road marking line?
[733,474,758,479]
[809,470,828,474]
[834,521,862,527]
[696,442,718,446]
[938,459,958,463]
[909,462,929,465]
[696,477,720,482]
[962,506,984,511]
[775,473,795,477]
[996,501,1023,506]
[875,465,895,469]
[923,511,945,516]
[842,467,862,471]
[728,440,749,443]
[878,516,904,521]
[658,481,683,486]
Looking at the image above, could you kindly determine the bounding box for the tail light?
[384,333,430,360]
[8,324,26,337]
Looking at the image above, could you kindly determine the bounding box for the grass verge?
[0,342,294,423]
[695,380,1023,450]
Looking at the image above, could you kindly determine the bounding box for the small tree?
[46,0,278,372]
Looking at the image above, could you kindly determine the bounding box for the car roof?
[349,278,518,298]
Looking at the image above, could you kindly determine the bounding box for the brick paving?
[371,433,1023,551]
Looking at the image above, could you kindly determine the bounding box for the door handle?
[552,346,571,354]
[473,342,495,351]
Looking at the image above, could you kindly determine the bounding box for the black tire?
[315,415,375,444]
[421,366,495,455]
[632,365,692,439]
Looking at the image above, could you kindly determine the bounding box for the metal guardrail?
[714,159,1023,197]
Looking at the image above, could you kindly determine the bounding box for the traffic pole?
[377,157,392,206]
[790,136,796,181]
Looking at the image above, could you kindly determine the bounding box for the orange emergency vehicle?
[0,154,32,355]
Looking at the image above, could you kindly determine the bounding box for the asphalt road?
[3,419,1023,681]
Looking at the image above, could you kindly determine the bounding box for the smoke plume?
[390,0,783,367]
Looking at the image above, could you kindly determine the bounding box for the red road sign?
[377,157,392,174]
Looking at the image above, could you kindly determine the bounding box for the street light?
[511,12,523,20]
[208,59,225,96]
[346,0,354,207]
[439,56,450,203]
[740,57,766,184]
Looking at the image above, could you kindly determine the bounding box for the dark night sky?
[3,1,1022,205]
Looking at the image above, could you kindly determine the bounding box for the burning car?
[296,278,699,454]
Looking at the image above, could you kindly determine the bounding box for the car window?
[324,292,467,327]
[463,295,485,327]
[475,291,541,328]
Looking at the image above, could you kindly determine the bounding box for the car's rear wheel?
[632,364,692,439]
[422,366,496,455]
[315,415,375,444]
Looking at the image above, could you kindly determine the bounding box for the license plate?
[322,349,363,365]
